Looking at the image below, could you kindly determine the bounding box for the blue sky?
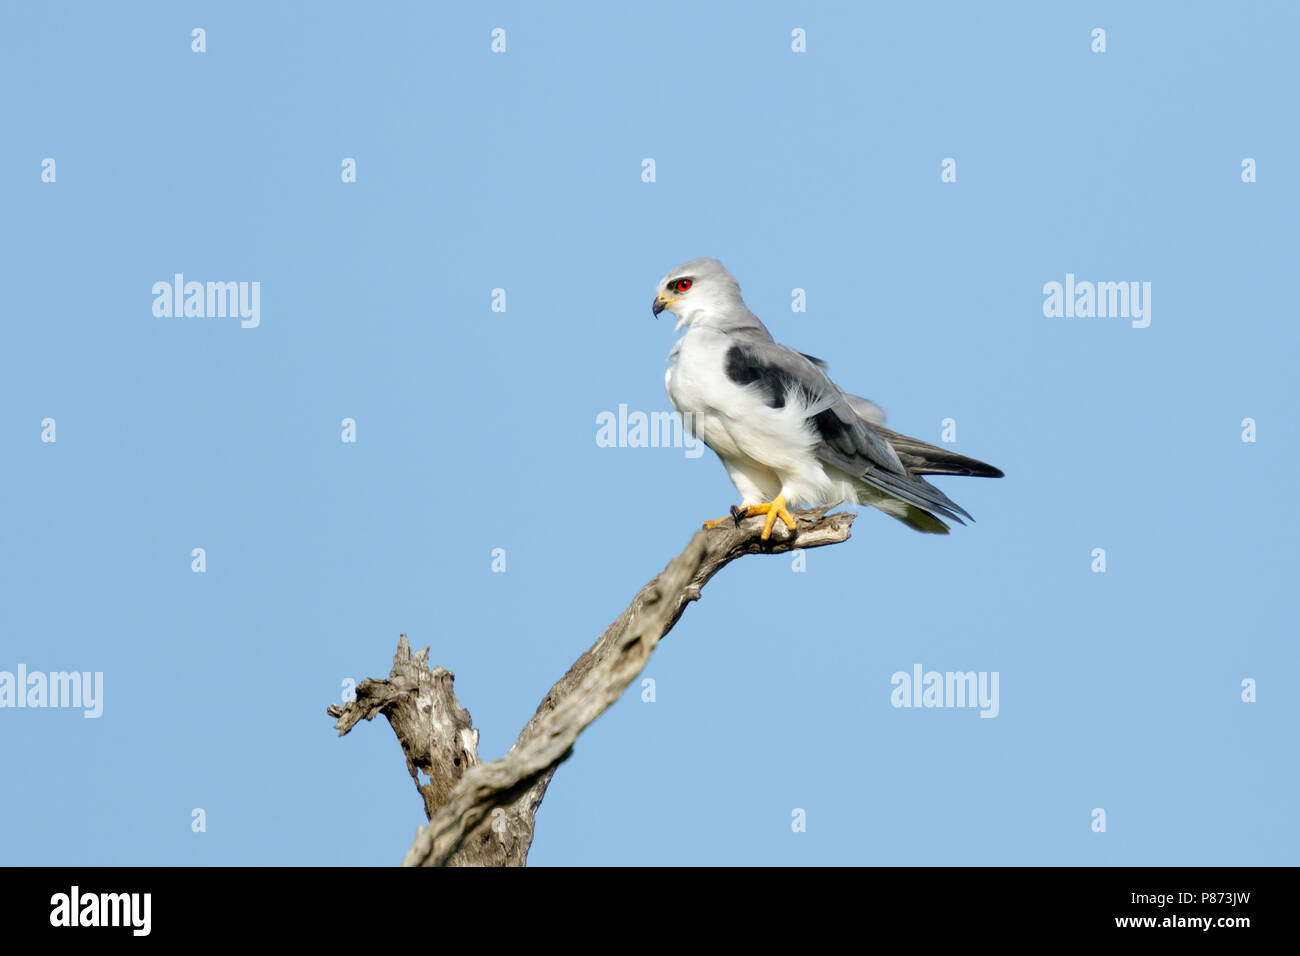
[1,1,1296,865]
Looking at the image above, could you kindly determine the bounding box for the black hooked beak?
[652,296,666,317]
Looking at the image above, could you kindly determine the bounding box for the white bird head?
[652,258,746,331]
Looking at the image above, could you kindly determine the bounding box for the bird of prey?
[653,258,1003,539]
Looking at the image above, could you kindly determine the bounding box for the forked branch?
[327,505,856,866]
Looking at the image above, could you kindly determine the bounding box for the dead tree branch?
[327,505,856,866]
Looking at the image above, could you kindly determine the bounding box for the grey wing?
[808,397,978,526]
[723,339,881,424]
[843,393,886,425]
[723,340,972,524]
[795,351,886,424]
[719,337,843,416]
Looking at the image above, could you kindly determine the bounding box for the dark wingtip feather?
[871,426,1004,479]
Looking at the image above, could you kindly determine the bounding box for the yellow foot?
[748,495,798,540]
[703,504,748,530]
[702,497,798,540]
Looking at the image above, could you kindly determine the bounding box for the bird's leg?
[702,497,797,540]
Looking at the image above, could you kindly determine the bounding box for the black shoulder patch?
[725,345,792,409]
[810,406,857,458]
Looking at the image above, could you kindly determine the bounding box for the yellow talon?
[702,497,797,540]
[704,504,748,529]
[746,495,798,540]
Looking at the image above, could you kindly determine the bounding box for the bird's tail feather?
[873,426,1005,479]
[898,504,951,534]
[856,465,973,525]
[852,478,953,534]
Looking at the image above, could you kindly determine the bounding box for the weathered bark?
[327,505,855,866]
[327,640,481,823]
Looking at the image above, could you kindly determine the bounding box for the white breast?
[666,328,746,457]
[665,328,838,506]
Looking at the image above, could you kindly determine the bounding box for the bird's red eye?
[676,279,692,292]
